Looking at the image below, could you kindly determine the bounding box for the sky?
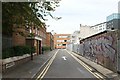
[45,0,119,34]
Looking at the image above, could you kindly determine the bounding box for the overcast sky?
[46,0,119,34]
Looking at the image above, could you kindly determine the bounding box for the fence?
[67,30,120,72]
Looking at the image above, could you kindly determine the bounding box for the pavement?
[2,49,120,80]
[70,51,120,80]
[2,49,58,78]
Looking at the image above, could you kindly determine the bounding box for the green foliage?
[2,45,36,59]
[42,46,50,51]
[13,46,24,56]
[2,1,61,36]
[23,46,31,54]
[30,46,36,53]
[2,48,14,59]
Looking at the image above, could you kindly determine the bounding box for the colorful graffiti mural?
[68,30,119,72]
[84,35,116,61]
[81,31,117,71]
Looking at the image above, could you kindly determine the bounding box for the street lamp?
[30,24,33,60]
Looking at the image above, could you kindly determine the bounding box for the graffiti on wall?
[83,33,117,64]
[71,31,118,71]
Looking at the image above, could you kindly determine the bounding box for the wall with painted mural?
[80,31,117,72]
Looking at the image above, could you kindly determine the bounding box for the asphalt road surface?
[38,49,101,80]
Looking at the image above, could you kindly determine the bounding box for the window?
[67,36,70,38]
[56,36,59,38]
[57,44,62,46]
[67,40,70,42]
[57,40,64,42]
[64,40,67,42]
[72,36,75,38]
[63,44,66,46]
[33,27,35,29]
[111,28,114,30]
[58,36,70,38]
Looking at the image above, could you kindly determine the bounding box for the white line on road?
[77,67,86,74]
[36,49,59,80]
[66,50,104,80]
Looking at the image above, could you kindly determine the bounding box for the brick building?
[39,25,47,47]
[26,23,47,55]
[46,32,54,50]
[10,23,47,55]
[54,34,71,49]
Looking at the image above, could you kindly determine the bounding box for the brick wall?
[46,32,54,50]
[39,25,46,46]
[46,32,50,46]
[12,28,26,46]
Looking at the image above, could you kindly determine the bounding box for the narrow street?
[1,1,120,80]
[36,49,104,80]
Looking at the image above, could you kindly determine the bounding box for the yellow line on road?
[66,50,104,80]
[36,49,59,80]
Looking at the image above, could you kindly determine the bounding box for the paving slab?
[71,51,120,80]
[2,50,58,78]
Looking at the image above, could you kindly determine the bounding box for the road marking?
[36,49,59,80]
[66,50,104,80]
[94,72,104,79]
[77,67,86,74]
[62,56,67,60]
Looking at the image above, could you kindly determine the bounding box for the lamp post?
[30,24,33,60]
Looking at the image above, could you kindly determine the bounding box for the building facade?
[46,32,54,50]
[26,24,44,55]
[106,13,120,22]
[12,23,47,55]
[91,22,107,32]
[54,34,71,49]
[39,25,47,46]
[70,31,80,44]
[107,19,120,30]
[106,13,120,30]
[90,13,120,32]
[79,24,99,39]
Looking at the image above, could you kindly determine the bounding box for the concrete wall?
[117,30,120,73]
[66,43,73,51]
[70,30,120,72]
[117,39,120,73]
[83,31,117,71]
[2,54,37,73]
[80,25,99,39]
[71,31,80,44]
